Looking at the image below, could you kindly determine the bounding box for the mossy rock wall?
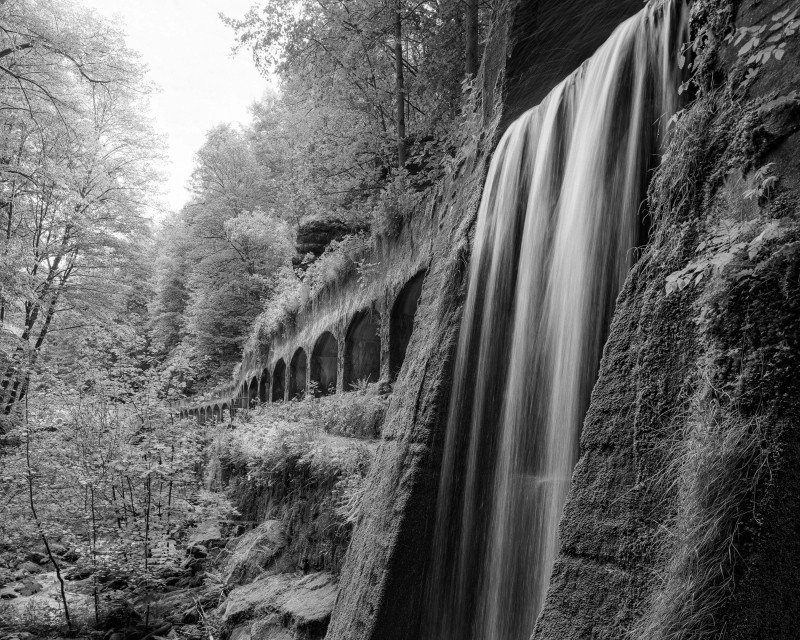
[224,457,352,575]
[533,0,800,638]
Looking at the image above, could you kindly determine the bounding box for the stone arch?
[221,402,229,419]
[211,405,219,422]
[198,408,206,426]
[390,270,426,381]
[344,310,381,390]
[272,359,286,402]
[248,376,259,408]
[258,369,269,402]
[311,331,338,396]
[289,348,307,399]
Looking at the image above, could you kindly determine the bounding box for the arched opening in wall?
[198,408,206,425]
[213,405,221,422]
[272,359,286,402]
[289,348,307,399]
[344,310,381,391]
[248,377,258,408]
[258,369,269,402]
[390,270,426,381]
[221,403,229,419]
[311,332,338,396]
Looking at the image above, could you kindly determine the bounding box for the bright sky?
[81,0,268,214]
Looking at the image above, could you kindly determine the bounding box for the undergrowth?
[213,397,379,571]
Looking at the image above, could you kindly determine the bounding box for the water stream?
[423,2,687,638]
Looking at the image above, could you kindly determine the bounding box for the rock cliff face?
[534,1,800,637]
[325,1,648,639]
[327,0,800,639]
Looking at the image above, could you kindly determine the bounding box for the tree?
[0,0,162,419]
[394,0,406,168]
[224,0,467,201]
[149,123,294,392]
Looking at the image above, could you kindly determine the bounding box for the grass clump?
[633,393,771,640]
[310,384,389,438]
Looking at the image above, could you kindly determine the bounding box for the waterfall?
[423,2,687,638]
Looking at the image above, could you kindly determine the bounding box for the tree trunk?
[465,0,479,78]
[394,0,406,169]
[465,0,479,79]
[25,417,72,632]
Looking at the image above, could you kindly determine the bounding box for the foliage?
[149,123,295,393]
[0,347,230,631]
[0,0,163,417]
[743,162,777,200]
[727,6,798,89]
[215,399,376,571]
[248,232,370,346]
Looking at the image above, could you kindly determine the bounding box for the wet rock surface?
[222,572,337,640]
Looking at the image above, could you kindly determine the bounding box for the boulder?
[16,578,43,596]
[222,572,337,636]
[230,619,294,640]
[26,551,48,565]
[224,520,289,586]
[60,549,80,563]
[20,561,43,574]
[63,565,93,580]
[0,585,18,599]
[187,520,222,551]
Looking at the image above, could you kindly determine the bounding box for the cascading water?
[422,2,687,639]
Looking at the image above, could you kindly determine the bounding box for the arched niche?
[289,348,307,399]
[248,377,259,408]
[213,405,221,422]
[198,408,206,426]
[389,271,426,381]
[272,359,286,402]
[258,369,269,402]
[344,310,381,391]
[221,403,229,419]
[311,331,338,396]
